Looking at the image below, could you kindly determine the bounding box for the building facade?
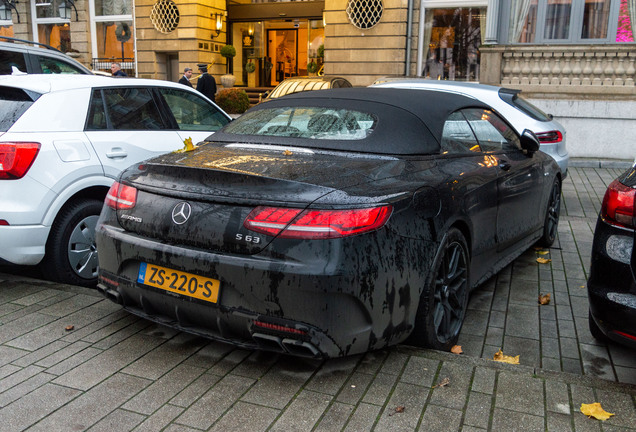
[2,0,634,160]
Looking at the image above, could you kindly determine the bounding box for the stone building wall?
[135,0,228,81]
[324,0,409,86]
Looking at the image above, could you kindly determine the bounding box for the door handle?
[106,148,128,159]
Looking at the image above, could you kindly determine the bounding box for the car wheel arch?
[41,179,112,228]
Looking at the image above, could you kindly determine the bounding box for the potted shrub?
[220,45,237,88]
[307,59,318,76]
[215,88,250,114]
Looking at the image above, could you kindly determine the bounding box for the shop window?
[91,0,135,75]
[423,8,484,81]
[509,0,633,43]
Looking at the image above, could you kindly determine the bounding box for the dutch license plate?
[137,262,220,303]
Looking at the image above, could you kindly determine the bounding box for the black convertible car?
[96,88,562,358]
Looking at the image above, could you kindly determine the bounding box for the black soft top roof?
[211,87,492,155]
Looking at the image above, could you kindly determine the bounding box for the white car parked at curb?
[371,78,569,176]
[0,74,231,286]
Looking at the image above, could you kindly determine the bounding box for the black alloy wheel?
[538,177,561,247]
[409,227,470,351]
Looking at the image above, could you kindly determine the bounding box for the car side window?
[86,90,107,130]
[0,51,28,74]
[94,87,166,130]
[37,56,85,74]
[441,111,481,154]
[461,108,521,152]
[157,88,230,131]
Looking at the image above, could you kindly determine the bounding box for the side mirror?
[520,129,540,155]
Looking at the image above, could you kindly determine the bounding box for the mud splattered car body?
[96,88,562,358]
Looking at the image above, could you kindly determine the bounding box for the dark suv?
[0,36,92,75]
[588,161,636,348]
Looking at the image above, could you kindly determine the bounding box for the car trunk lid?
[115,142,405,254]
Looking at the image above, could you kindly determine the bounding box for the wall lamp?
[0,0,20,23]
[59,0,78,21]
[211,12,222,39]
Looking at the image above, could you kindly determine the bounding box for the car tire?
[588,311,608,342]
[40,198,102,287]
[409,227,470,351]
[538,177,561,247]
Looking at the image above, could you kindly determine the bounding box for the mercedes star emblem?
[171,202,192,225]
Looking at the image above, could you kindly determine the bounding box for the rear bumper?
[0,225,49,265]
[96,222,428,358]
[587,220,636,348]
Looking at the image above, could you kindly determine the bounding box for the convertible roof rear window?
[222,107,376,140]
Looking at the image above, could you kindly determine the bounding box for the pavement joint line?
[397,345,636,396]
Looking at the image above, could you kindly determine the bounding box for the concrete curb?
[569,158,634,169]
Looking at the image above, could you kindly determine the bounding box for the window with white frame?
[32,0,75,52]
[89,0,134,74]
[507,0,635,43]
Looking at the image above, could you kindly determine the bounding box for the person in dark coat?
[179,67,193,87]
[196,64,217,102]
[110,62,127,77]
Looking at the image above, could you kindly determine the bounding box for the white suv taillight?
[534,130,563,144]
[0,142,41,180]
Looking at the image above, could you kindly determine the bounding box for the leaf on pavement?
[536,250,550,255]
[451,345,463,355]
[432,377,450,388]
[580,402,614,421]
[536,257,552,264]
[538,293,551,305]
[388,405,405,416]
[284,150,293,156]
[493,349,520,364]
[65,325,74,331]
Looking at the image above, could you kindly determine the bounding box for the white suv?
[0,74,231,286]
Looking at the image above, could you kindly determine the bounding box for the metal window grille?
[346,0,383,30]
[150,0,180,34]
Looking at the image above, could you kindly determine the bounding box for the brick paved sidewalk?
[0,166,634,431]
[458,167,636,385]
[0,273,634,431]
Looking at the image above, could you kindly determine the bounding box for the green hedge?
[216,88,250,114]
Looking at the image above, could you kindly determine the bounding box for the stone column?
[484,0,500,44]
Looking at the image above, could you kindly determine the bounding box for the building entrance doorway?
[268,29,298,84]
[230,19,324,87]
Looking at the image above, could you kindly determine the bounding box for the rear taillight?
[0,142,41,180]
[601,179,635,229]
[244,205,393,239]
[105,182,138,210]
[535,130,563,144]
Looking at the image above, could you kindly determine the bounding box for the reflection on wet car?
[96,88,563,358]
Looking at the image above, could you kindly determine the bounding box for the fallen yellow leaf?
[493,349,520,364]
[451,345,463,355]
[183,137,195,151]
[581,402,614,421]
[538,293,551,305]
[536,250,550,255]
[536,257,552,264]
[283,150,293,156]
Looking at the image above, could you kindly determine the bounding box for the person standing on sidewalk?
[111,62,127,77]
[196,64,217,102]
[179,67,193,87]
